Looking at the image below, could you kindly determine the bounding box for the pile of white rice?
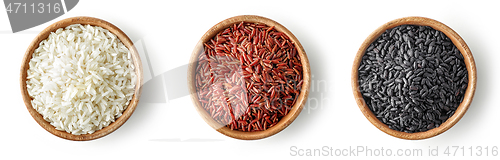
[26,24,136,135]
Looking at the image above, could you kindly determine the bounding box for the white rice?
[26,24,136,135]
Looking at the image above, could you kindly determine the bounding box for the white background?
[1,0,499,159]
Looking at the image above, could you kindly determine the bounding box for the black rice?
[358,25,468,133]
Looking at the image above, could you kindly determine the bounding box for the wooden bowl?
[188,15,310,140]
[20,17,143,141]
[352,17,476,140]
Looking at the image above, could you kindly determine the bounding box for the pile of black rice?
[358,25,468,133]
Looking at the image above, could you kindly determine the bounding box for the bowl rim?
[20,16,143,141]
[351,16,477,140]
[187,15,311,140]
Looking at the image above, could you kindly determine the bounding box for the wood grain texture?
[20,17,143,141]
[188,15,311,140]
[351,17,476,140]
